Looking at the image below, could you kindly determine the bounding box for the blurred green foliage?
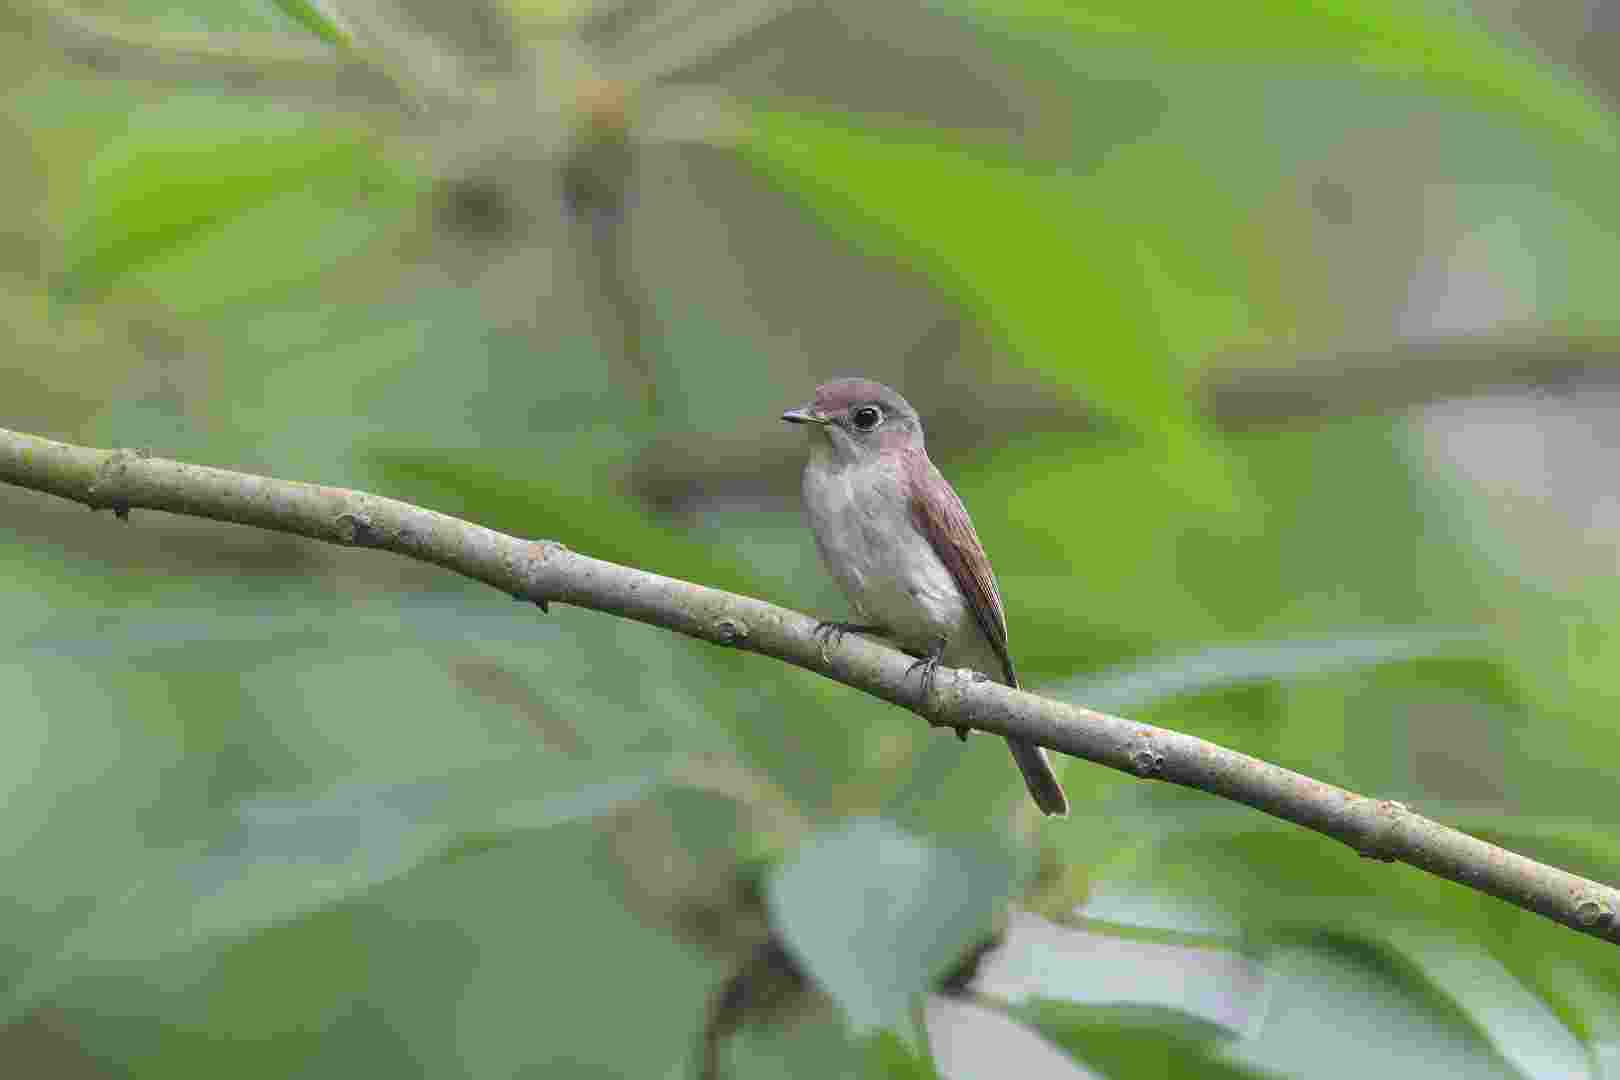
[6,0,1620,1076]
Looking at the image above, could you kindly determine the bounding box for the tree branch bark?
[3,424,1617,945]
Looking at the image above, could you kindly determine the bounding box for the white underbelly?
[851,542,966,648]
[804,460,979,657]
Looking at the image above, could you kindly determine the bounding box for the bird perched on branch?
[782,378,1068,816]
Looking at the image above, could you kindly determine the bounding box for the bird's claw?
[907,637,948,703]
[906,653,939,701]
[908,639,969,739]
[813,621,878,664]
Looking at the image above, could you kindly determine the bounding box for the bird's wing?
[903,449,1018,687]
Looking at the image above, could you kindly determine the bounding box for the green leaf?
[1377,926,1589,1080]
[1017,999,1261,1080]
[53,824,723,1078]
[944,0,1618,154]
[268,0,351,48]
[59,98,387,299]
[739,107,1236,503]
[412,826,724,1077]
[980,910,1262,1033]
[1223,937,1521,1079]
[132,173,417,317]
[49,902,419,1078]
[1047,629,1487,713]
[722,1010,877,1079]
[978,415,1494,688]
[864,1028,942,1079]
[1077,790,1620,1074]
[0,659,185,998]
[7,752,666,1019]
[769,819,1016,1031]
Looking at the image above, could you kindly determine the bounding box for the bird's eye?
[850,405,883,431]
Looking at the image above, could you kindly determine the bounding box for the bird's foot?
[908,638,968,737]
[813,621,884,663]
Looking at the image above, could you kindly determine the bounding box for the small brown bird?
[782,378,1068,816]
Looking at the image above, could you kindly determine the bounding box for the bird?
[782,377,1068,816]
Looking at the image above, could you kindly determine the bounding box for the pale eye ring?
[851,405,883,431]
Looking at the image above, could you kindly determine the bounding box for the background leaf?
[739,107,1238,503]
[59,97,400,299]
[770,819,1016,1031]
[946,0,1618,152]
[268,0,351,49]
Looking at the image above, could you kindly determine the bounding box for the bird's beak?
[781,406,829,426]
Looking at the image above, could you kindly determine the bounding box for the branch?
[3,424,1618,945]
[629,333,1620,507]
[1205,331,1620,428]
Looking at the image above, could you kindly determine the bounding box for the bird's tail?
[1006,737,1068,817]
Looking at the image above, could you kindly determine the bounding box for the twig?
[3,424,1618,945]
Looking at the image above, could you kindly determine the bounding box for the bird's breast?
[802,458,971,653]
